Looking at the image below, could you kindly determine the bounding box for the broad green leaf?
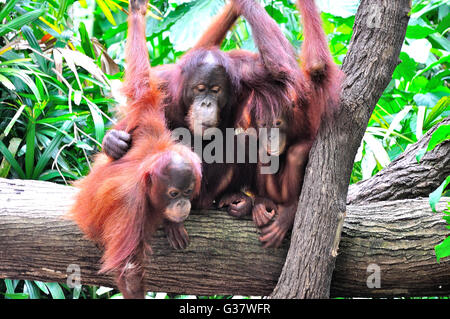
[406,24,436,39]
[1,68,41,102]
[24,280,40,299]
[384,105,413,140]
[438,2,450,24]
[0,9,46,37]
[38,170,77,181]
[412,0,447,17]
[32,120,74,179]
[427,124,450,151]
[4,279,15,294]
[435,236,450,263]
[79,22,96,59]
[33,281,49,294]
[0,138,21,178]
[414,93,440,108]
[0,0,19,22]
[84,97,105,143]
[429,33,450,52]
[25,121,36,178]
[0,73,15,90]
[36,113,78,125]
[5,293,29,299]
[13,6,60,38]
[170,0,225,52]
[21,26,48,73]
[410,76,429,91]
[417,122,449,163]
[413,55,450,80]
[44,282,65,299]
[264,5,287,24]
[102,22,127,40]
[96,0,116,26]
[56,0,70,22]
[0,139,26,179]
[3,104,25,137]
[424,96,450,130]
[429,176,450,213]
[393,52,417,82]
[72,286,82,299]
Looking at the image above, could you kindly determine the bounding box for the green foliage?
[435,205,450,262]
[0,0,448,299]
[423,124,450,263]
[351,0,449,183]
[429,178,450,263]
[0,0,119,183]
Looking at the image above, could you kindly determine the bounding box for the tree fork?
[348,116,450,205]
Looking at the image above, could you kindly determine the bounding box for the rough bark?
[271,0,412,298]
[348,116,450,204]
[332,199,450,297]
[0,178,449,297]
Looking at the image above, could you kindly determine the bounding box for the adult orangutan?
[102,0,303,247]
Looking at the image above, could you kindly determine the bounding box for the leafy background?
[0,0,448,299]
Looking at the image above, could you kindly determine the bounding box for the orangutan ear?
[142,171,153,188]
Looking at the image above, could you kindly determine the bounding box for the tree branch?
[0,178,449,297]
[348,116,450,204]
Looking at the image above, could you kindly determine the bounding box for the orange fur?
[67,3,202,294]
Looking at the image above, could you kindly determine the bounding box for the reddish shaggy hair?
[67,7,202,276]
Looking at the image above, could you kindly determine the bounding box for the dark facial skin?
[256,116,288,156]
[157,159,196,223]
[185,61,231,135]
[102,61,231,160]
[147,155,197,251]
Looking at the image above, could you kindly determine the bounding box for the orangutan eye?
[211,86,220,93]
[275,120,283,127]
[168,190,180,198]
[196,84,206,92]
[184,189,193,196]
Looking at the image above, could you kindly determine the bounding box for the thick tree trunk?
[348,116,450,205]
[0,178,449,297]
[271,0,411,298]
